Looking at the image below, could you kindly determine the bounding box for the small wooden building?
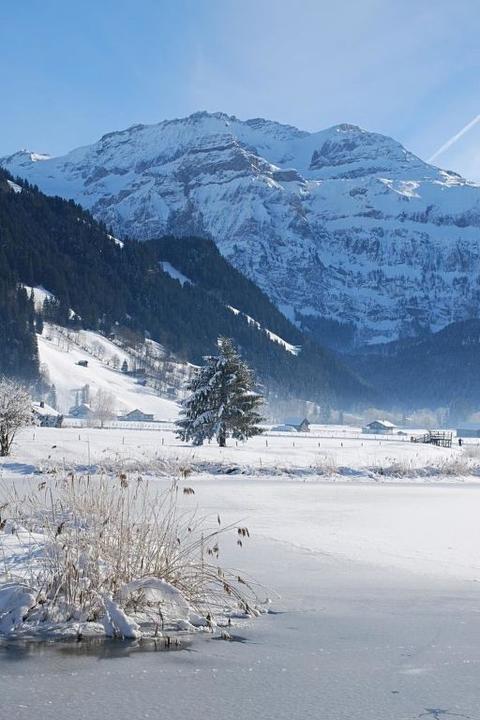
[118,409,154,422]
[284,417,310,433]
[362,419,397,435]
[69,403,93,419]
[32,401,63,428]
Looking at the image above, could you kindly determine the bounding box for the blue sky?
[1,0,480,178]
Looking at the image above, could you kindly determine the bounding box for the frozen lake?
[2,429,480,718]
[1,535,480,720]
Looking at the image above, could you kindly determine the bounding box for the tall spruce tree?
[176,337,264,447]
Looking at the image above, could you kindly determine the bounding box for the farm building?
[32,401,63,428]
[283,417,310,432]
[118,409,154,422]
[362,420,397,435]
[456,423,480,438]
[69,403,93,419]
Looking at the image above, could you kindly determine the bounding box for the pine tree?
[176,337,264,447]
[47,384,57,409]
[35,313,44,335]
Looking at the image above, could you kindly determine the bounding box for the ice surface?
[2,426,480,718]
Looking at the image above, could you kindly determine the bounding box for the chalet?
[284,417,310,433]
[69,403,93,419]
[456,423,480,438]
[362,419,397,435]
[32,401,63,428]
[118,409,154,422]
[271,424,295,432]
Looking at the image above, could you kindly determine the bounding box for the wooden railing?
[411,430,453,448]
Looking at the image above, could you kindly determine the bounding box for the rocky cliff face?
[4,111,480,346]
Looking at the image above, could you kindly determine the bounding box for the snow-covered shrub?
[312,454,337,476]
[0,378,31,456]
[370,455,478,479]
[462,444,480,460]
[0,473,263,637]
[34,451,193,479]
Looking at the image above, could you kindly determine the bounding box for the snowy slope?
[227,305,300,355]
[159,261,193,286]
[38,326,179,420]
[5,112,480,344]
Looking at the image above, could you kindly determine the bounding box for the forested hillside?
[347,320,480,408]
[0,169,370,406]
[151,236,301,344]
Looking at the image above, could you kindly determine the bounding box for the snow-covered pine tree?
[47,384,57,410]
[176,337,264,447]
[176,360,219,446]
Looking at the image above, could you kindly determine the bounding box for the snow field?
[0,424,468,482]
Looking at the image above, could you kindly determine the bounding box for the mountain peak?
[2,111,479,346]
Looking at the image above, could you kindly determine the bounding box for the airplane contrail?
[428,114,480,163]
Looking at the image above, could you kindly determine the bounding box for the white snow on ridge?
[22,285,54,311]
[22,285,80,321]
[29,152,51,162]
[107,233,124,249]
[227,305,301,355]
[160,261,193,286]
[6,179,22,193]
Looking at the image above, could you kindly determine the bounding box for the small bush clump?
[0,472,264,637]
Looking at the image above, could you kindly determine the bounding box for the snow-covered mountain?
[4,111,480,345]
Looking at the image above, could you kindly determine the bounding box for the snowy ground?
[37,325,180,418]
[6,424,478,481]
[2,427,480,718]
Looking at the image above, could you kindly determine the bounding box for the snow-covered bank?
[1,425,473,480]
